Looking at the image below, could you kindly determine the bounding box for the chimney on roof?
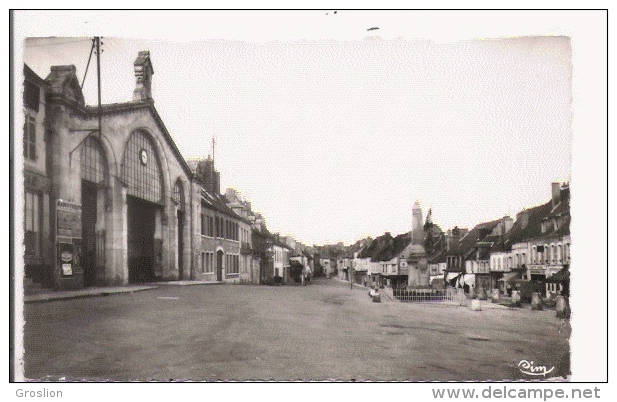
[502,216,514,235]
[560,183,570,203]
[225,188,237,203]
[551,182,561,209]
[517,209,529,229]
[195,157,221,194]
[133,51,154,101]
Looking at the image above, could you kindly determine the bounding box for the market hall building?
[23,51,200,290]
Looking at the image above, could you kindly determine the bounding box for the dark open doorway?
[177,210,185,280]
[127,196,157,283]
[216,250,223,282]
[81,181,97,287]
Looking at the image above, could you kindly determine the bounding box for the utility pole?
[95,36,102,139]
[211,136,215,193]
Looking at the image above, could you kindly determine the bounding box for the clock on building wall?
[139,148,148,165]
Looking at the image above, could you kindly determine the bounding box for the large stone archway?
[80,135,110,287]
[121,129,166,283]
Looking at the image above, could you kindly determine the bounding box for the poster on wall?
[56,200,81,239]
[58,242,74,276]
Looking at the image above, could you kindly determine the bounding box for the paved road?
[23,278,570,381]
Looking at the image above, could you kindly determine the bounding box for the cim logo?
[518,360,555,376]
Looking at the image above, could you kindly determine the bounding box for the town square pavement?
[22,278,570,381]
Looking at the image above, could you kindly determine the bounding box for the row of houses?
[22,51,313,291]
[333,184,571,299]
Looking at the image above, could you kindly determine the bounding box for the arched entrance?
[122,130,165,283]
[216,250,223,282]
[80,135,109,287]
[172,179,185,280]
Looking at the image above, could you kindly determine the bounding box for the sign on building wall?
[56,200,82,239]
[58,242,74,276]
[56,200,82,277]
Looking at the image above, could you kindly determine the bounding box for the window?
[201,214,206,236]
[206,252,214,273]
[24,191,40,257]
[557,245,562,264]
[537,245,544,263]
[233,255,239,274]
[81,136,109,185]
[201,252,205,273]
[564,243,570,262]
[23,115,36,161]
[208,216,214,237]
[173,179,185,211]
[122,130,164,204]
[532,246,537,263]
[226,254,236,274]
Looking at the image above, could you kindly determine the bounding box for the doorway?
[216,250,223,281]
[81,181,97,287]
[177,210,184,279]
[127,196,157,283]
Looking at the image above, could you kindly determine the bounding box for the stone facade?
[194,188,252,284]
[23,65,54,288]
[23,53,200,289]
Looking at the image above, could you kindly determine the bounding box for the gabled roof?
[91,101,194,178]
[43,62,194,179]
[252,225,274,240]
[24,64,48,87]
[346,238,372,258]
[489,187,571,252]
[428,249,447,264]
[457,219,502,260]
[506,202,552,246]
[201,189,252,224]
[358,232,391,260]
[370,232,412,262]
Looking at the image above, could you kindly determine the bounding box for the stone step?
[23,277,53,295]
[24,280,42,291]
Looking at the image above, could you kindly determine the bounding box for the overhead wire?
[25,38,92,48]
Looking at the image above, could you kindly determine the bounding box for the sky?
[15,10,592,247]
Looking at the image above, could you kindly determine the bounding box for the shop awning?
[498,271,520,283]
[446,272,462,281]
[463,274,476,287]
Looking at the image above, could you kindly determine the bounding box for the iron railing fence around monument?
[392,287,456,303]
